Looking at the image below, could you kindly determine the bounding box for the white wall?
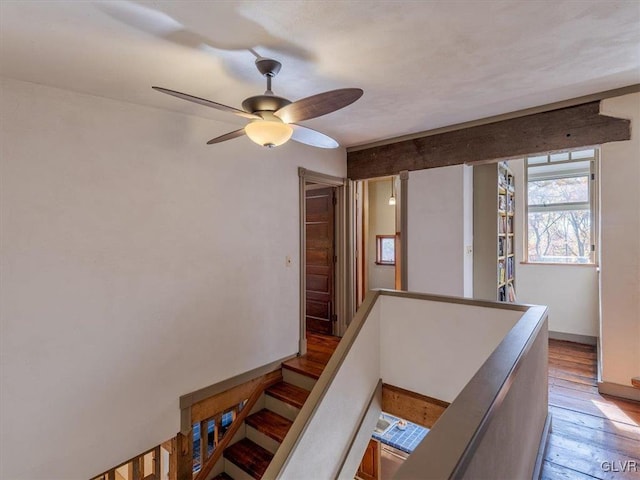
[407,165,473,297]
[510,159,599,337]
[379,295,522,402]
[278,300,381,480]
[599,93,640,390]
[0,78,346,480]
[367,178,396,290]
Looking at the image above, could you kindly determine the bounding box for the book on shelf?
[498,237,505,256]
[499,216,507,234]
[499,285,507,302]
[499,195,507,211]
[498,261,506,283]
[507,283,517,302]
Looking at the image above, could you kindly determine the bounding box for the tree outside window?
[526,149,597,264]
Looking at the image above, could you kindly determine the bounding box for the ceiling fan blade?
[275,88,363,124]
[207,128,246,145]
[290,124,339,149]
[152,86,260,120]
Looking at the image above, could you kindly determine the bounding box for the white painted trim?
[597,381,640,402]
[549,331,597,346]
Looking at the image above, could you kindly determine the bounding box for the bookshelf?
[473,162,516,302]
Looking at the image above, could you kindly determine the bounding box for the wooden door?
[305,186,335,335]
[356,438,380,480]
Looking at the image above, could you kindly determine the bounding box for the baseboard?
[549,331,597,346]
[598,381,640,402]
[532,412,552,479]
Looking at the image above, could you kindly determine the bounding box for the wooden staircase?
[211,333,339,480]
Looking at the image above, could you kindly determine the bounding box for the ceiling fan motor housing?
[241,95,291,115]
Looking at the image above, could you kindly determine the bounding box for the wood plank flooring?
[542,339,640,480]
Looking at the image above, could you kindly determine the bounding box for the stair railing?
[91,445,163,480]
[191,371,283,480]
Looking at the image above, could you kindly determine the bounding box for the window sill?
[375,262,395,266]
[519,261,599,268]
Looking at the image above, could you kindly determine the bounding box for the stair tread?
[213,473,233,480]
[224,438,273,480]
[245,409,293,443]
[265,381,310,409]
[282,356,325,379]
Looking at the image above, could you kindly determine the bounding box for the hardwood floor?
[282,332,341,379]
[542,339,640,480]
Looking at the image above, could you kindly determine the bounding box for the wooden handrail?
[193,372,282,480]
[91,445,162,480]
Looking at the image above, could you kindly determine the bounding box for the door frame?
[299,167,354,355]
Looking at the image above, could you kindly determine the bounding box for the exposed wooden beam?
[347,101,631,180]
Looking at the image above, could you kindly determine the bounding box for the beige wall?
[367,178,396,290]
[380,295,521,402]
[0,78,346,479]
[511,159,599,338]
[407,165,473,297]
[599,93,640,393]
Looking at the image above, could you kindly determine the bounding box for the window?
[376,235,395,265]
[525,148,598,264]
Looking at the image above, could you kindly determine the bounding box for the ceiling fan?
[153,57,363,149]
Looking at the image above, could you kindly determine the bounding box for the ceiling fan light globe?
[245,120,293,148]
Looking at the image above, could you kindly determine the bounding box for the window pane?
[528,155,548,164]
[570,149,595,159]
[527,210,591,263]
[550,152,570,162]
[381,238,395,263]
[528,176,589,205]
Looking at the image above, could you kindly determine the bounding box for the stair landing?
[282,333,341,379]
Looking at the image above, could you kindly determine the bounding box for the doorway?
[355,176,402,309]
[298,168,352,355]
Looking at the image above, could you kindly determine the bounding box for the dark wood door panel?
[306,316,332,335]
[307,264,330,276]
[306,248,329,266]
[306,299,329,319]
[306,224,330,245]
[306,273,329,293]
[307,290,329,303]
[305,186,335,336]
[306,189,332,213]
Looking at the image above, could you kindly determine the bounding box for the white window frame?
[524,148,599,265]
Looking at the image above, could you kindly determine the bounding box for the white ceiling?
[1,0,639,148]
